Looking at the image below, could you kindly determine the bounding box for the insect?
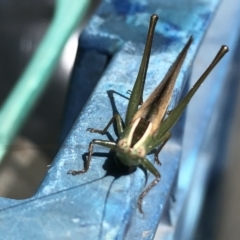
[68,14,228,213]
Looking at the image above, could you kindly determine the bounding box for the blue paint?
[61,49,109,141]
[112,0,145,15]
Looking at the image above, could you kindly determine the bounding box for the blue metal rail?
[1,0,240,239]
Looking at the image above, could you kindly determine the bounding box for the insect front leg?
[87,113,123,136]
[68,139,116,175]
[138,158,161,214]
[154,132,172,165]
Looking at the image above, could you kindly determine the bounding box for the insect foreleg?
[68,139,116,175]
[138,158,161,213]
[87,113,123,137]
[154,132,172,165]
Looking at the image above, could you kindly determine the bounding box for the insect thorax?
[115,118,153,167]
[115,143,143,167]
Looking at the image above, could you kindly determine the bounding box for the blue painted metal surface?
[1,0,239,239]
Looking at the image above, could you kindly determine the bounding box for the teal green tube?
[0,0,91,163]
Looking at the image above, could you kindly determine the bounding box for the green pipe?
[0,0,91,163]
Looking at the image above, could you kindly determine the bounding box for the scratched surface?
[0,0,222,239]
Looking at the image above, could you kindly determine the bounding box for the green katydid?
[68,14,228,213]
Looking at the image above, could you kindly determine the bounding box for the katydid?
[68,14,228,213]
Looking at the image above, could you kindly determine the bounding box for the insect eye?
[118,139,127,148]
[137,147,146,158]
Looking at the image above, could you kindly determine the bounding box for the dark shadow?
[81,150,136,179]
[77,150,137,240]
[102,150,136,177]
